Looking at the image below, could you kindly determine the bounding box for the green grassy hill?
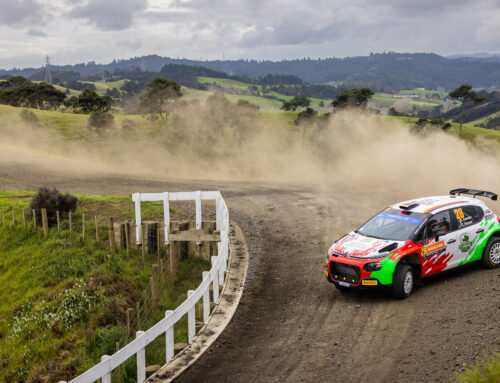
[389,115,500,144]
[197,76,328,109]
[81,80,126,95]
[370,90,446,111]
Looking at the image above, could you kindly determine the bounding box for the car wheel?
[392,264,414,299]
[481,237,500,269]
[334,283,349,291]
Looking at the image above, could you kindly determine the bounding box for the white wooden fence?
[62,191,230,383]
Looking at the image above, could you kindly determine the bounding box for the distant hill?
[3,52,500,90]
[447,53,500,62]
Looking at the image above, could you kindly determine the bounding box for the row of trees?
[0,77,66,110]
[281,88,375,111]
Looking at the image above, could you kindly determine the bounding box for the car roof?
[390,195,487,214]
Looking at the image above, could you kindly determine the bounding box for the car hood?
[331,232,403,259]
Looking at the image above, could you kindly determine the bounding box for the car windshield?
[357,209,428,241]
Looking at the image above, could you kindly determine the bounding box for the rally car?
[324,188,500,299]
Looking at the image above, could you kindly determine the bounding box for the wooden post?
[82,213,85,241]
[151,264,159,310]
[116,342,122,383]
[108,217,115,252]
[136,301,141,330]
[11,207,15,226]
[69,211,72,234]
[41,208,49,237]
[124,221,130,259]
[126,307,134,335]
[143,290,148,327]
[1,207,5,226]
[169,237,179,280]
[56,211,60,232]
[22,208,26,229]
[159,259,164,287]
[32,209,36,228]
[157,226,161,264]
[95,216,99,242]
[141,223,146,268]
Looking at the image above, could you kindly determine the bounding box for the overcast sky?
[1,0,500,69]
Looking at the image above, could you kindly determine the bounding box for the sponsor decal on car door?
[450,206,483,267]
[420,210,456,276]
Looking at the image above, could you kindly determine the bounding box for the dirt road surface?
[1,161,499,383]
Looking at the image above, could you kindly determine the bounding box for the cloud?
[68,0,148,30]
[117,38,143,49]
[27,28,48,37]
[0,0,46,26]
[475,10,500,43]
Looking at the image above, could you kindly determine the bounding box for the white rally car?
[325,188,500,298]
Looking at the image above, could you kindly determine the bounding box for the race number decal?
[454,208,465,220]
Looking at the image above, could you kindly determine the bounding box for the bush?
[121,119,136,136]
[20,109,40,127]
[29,187,78,226]
[88,110,114,134]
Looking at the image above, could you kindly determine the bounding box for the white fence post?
[215,194,221,230]
[195,191,202,245]
[101,355,111,383]
[136,331,146,383]
[188,290,196,342]
[165,310,174,363]
[202,271,210,323]
[218,256,225,287]
[134,193,142,245]
[163,192,170,244]
[211,256,219,302]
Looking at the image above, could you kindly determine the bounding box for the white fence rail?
[62,191,230,383]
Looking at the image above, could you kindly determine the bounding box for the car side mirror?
[434,235,440,242]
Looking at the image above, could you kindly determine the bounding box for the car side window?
[418,211,451,240]
[452,205,484,229]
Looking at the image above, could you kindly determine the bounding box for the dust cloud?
[0,101,499,213]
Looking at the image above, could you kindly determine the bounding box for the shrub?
[20,109,40,127]
[29,187,78,226]
[88,110,114,134]
[121,119,136,136]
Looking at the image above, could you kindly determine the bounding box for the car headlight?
[364,262,383,272]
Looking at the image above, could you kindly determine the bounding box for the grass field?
[0,189,209,382]
[81,80,126,95]
[371,91,444,110]
[389,115,500,144]
[197,76,329,109]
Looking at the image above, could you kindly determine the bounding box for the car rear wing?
[450,188,498,201]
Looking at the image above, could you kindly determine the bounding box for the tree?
[88,109,114,134]
[233,99,260,148]
[332,88,374,109]
[76,89,112,113]
[294,107,318,141]
[448,84,487,138]
[139,77,182,124]
[280,95,311,111]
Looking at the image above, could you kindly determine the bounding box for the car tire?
[481,237,500,269]
[392,264,414,299]
[334,283,349,291]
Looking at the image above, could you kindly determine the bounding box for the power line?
[44,55,52,84]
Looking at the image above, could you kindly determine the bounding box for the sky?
[1,0,500,69]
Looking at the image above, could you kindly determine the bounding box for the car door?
[449,205,484,267]
[419,210,458,277]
